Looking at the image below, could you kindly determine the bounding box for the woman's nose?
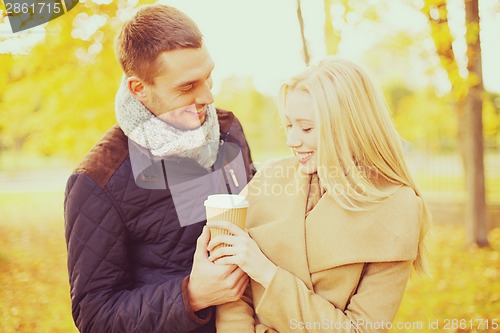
[286,127,302,148]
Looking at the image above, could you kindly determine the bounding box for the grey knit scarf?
[115,76,220,169]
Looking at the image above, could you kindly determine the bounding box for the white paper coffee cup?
[205,194,248,251]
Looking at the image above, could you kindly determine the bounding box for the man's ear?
[127,76,148,102]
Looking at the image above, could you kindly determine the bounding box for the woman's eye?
[302,128,312,133]
[285,124,292,129]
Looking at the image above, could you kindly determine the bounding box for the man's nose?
[195,81,214,105]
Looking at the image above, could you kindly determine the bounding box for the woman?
[207,57,430,333]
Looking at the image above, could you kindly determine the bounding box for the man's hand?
[187,226,249,312]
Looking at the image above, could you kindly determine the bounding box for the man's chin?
[178,118,205,131]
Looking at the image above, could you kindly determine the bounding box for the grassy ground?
[0,192,76,333]
[394,225,500,333]
[0,191,499,332]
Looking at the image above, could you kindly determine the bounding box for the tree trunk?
[422,0,465,163]
[323,0,337,55]
[464,0,489,246]
[422,0,489,246]
[296,0,310,65]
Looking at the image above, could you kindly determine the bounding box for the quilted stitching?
[65,114,254,333]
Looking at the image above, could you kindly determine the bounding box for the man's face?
[139,45,215,130]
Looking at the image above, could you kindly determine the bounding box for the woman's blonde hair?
[279,57,430,273]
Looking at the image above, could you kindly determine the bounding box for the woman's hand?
[207,221,278,288]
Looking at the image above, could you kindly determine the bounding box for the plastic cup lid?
[204,194,249,208]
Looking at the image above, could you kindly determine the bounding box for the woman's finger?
[207,234,237,251]
[206,221,246,236]
[208,245,238,262]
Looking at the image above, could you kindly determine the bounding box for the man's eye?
[179,84,194,92]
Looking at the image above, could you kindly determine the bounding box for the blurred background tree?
[215,76,286,164]
[296,0,310,66]
[422,0,488,246]
[0,0,155,160]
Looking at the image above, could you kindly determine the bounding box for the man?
[64,5,255,333]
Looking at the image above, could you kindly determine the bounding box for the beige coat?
[216,157,422,333]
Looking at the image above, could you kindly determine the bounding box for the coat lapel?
[305,186,421,272]
[245,159,314,289]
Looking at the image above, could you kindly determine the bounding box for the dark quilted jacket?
[64,110,255,333]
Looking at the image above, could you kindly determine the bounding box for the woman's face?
[284,90,318,174]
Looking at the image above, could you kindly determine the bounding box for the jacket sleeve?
[255,261,413,333]
[64,173,212,333]
[216,283,279,333]
[216,283,255,333]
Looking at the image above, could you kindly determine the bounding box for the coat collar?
[246,163,314,289]
[245,157,421,285]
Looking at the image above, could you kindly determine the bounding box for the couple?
[64,4,429,333]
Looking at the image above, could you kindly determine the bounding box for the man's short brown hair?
[115,5,203,84]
